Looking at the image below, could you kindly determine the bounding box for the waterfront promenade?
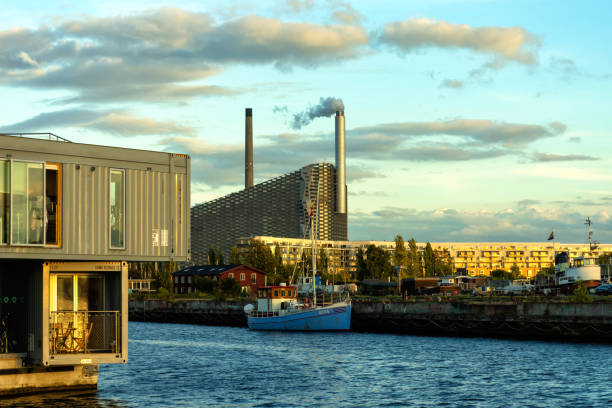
[129,298,612,342]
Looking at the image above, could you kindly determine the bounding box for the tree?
[407,238,421,277]
[363,244,393,281]
[220,277,242,296]
[356,248,367,281]
[208,245,216,265]
[230,246,240,265]
[216,247,224,265]
[510,264,522,279]
[423,242,436,277]
[154,261,173,291]
[244,239,276,273]
[491,269,511,280]
[539,265,556,275]
[193,276,219,293]
[434,248,454,276]
[393,235,408,279]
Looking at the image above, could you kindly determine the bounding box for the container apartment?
[0,134,190,395]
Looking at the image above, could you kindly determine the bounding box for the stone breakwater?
[129,299,612,341]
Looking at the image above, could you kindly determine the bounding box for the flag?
[547,231,554,241]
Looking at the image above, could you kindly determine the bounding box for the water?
[3,321,612,407]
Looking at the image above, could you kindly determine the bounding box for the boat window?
[281,290,285,297]
[274,290,278,297]
[110,168,125,249]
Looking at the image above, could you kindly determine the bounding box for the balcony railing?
[49,311,120,356]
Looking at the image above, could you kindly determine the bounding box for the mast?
[585,217,599,252]
[311,178,320,307]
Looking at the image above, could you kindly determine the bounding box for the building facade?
[173,264,267,294]
[191,163,347,265]
[0,134,190,395]
[237,236,612,279]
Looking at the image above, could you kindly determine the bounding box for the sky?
[1,0,610,244]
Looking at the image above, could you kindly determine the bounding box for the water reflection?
[0,389,126,408]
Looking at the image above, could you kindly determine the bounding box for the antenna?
[585,217,599,251]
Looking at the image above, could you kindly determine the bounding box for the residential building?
[173,264,267,294]
[0,133,190,395]
[237,236,612,279]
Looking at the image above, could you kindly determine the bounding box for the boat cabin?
[256,284,298,314]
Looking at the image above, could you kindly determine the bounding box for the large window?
[110,169,125,249]
[1,160,62,246]
[0,160,8,244]
[11,161,44,245]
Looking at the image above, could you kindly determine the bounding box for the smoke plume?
[291,97,344,129]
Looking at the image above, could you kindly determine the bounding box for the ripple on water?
[1,322,611,408]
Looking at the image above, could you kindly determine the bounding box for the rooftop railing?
[1,132,72,142]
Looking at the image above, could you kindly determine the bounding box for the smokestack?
[335,111,346,214]
[245,108,253,189]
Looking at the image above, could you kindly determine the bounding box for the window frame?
[109,168,126,250]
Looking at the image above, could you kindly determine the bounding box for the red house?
[173,264,267,294]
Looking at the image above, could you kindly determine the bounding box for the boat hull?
[248,303,351,331]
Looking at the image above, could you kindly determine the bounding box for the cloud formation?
[530,153,598,162]
[0,8,368,103]
[0,109,194,136]
[159,117,567,188]
[350,205,612,242]
[380,18,539,65]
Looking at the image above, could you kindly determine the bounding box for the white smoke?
[291,97,344,129]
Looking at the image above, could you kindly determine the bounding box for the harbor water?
[2,321,612,407]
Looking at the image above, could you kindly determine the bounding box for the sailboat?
[244,182,351,331]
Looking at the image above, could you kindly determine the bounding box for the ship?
[554,218,602,294]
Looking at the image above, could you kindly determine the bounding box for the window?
[0,160,8,244]
[45,163,61,246]
[11,161,44,245]
[251,273,256,284]
[228,273,234,279]
[240,273,245,281]
[110,169,125,249]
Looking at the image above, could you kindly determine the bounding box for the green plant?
[572,283,594,303]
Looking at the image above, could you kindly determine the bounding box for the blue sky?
[1,0,610,243]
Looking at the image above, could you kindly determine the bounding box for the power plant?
[190,107,348,264]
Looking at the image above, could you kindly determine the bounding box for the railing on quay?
[49,311,120,355]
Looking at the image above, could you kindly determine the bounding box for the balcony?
[49,311,120,356]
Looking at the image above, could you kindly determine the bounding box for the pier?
[129,298,612,342]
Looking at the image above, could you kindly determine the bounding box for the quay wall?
[129,299,612,341]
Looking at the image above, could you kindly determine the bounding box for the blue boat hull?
[248,304,351,331]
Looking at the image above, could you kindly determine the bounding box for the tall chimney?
[245,108,253,189]
[335,110,346,213]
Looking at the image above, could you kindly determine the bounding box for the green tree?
[363,244,393,280]
[598,253,612,265]
[407,238,421,277]
[510,264,522,279]
[491,269,511,280]
[216,247,224,265]
[193,276,219,293]
[244,239,276,273]
[423,242,436,277]
[539,265,556,275]
[154,261,173,291]
[208,245,216,265]
[434,248,454,276]
[393,235,408,279]
[230,246,240,265]
[220,277,242,296]
[356,248,367,281]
